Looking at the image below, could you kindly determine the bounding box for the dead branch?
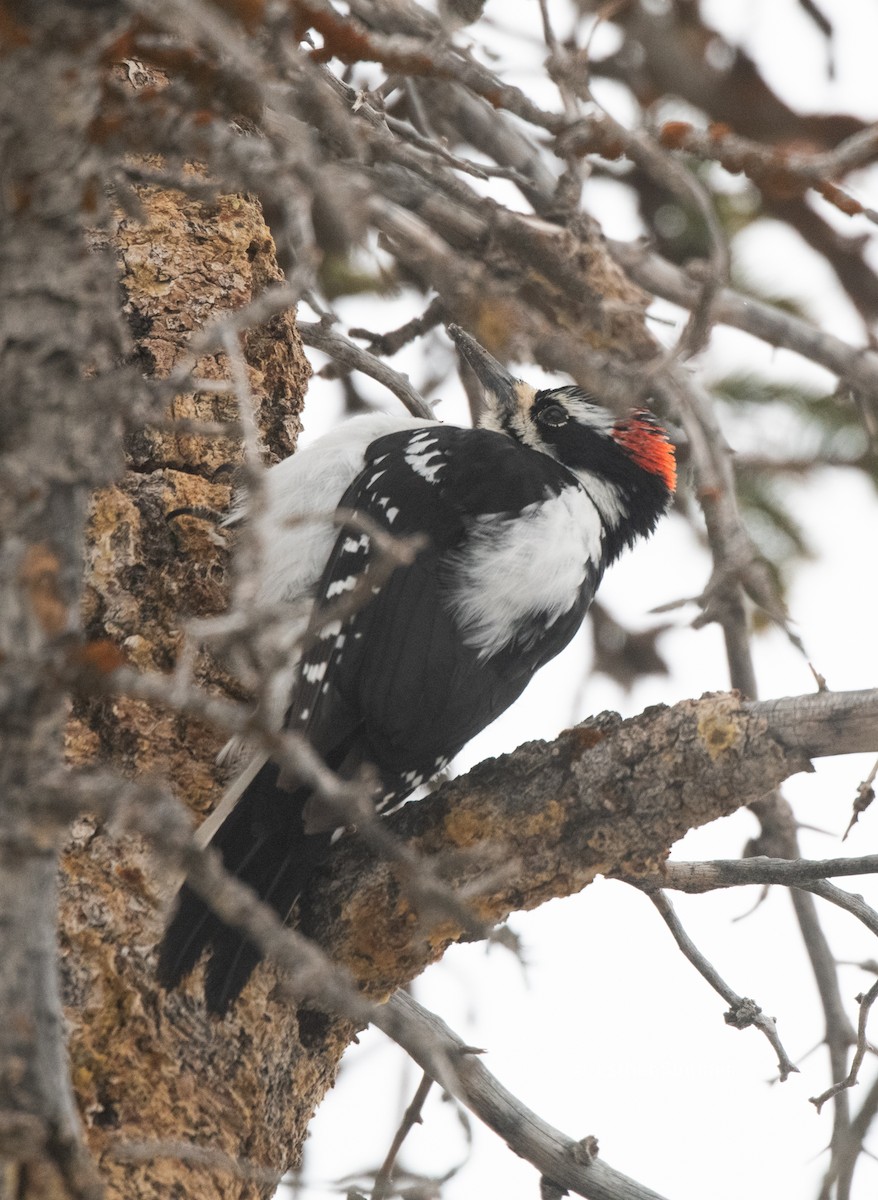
[646,891,797,1079]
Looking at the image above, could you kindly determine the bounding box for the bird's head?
[449,324,676,560]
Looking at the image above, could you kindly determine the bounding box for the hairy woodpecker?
[157,325,676,1013]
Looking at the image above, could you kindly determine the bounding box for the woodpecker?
[158,325,676,1013]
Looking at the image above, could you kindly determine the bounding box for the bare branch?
[608,238,878,401]
[563,109,730,359]
[643,854,878,893]
[371,1072,433,1200]
[657,119,878,221]
[811,979,878,1114]
[800,880,878,939]
[298,319,435,418]
[378,991,671,1200]
[655,368,761,696]
[844,757,878,840]
[645,891,798,1080]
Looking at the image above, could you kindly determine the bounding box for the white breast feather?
[448,485,603,658]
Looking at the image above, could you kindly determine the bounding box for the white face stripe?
[478,381,540,447]
[447,485,603,658]
[480,385,617,452]
[481,387,631,533]
[558,395,616,435]
[569,468,627,531]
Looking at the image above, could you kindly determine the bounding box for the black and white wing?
[288,424,603,829]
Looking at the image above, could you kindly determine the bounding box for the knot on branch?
[724,997,763,1029]
[572,1134,599,1164]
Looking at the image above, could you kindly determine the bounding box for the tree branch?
[298,319,435,419]
[378,991,671,1200]
[643,854,878,892]
[305,688,878,994]
[646,891,797,1079]
[608,238,878,401]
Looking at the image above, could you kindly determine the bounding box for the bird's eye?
[538,403,568,428]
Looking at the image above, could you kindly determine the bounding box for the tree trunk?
[0,7,133,1198]
[63,174,315,1195]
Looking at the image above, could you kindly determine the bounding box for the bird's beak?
[448,324,522,425]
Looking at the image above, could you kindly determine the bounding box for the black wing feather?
[296,425,596,792]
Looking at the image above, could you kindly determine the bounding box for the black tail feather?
[156,760,333,1014]
[156,883,223,990]
[201,834,331,1014]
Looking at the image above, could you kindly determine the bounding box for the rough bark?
[0,6,133,1198]
[61,180,310,1198]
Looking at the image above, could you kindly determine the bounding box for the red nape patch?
[613,412,677,493]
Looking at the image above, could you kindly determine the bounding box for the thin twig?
[377,992,669,1200]
[637,854,878,893]
[298,319,434,419]
[561,109,730,358]
[844,756,878,840]
[646,890,798,1080]
[810,979,878,1114]
[609,237,878,401]
[349,296,446,358]
[656,368,758,695]
[108,1137,283,1186]
[371,1072,433,1200]
[657,120,878,222]
[800,880,878,938]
